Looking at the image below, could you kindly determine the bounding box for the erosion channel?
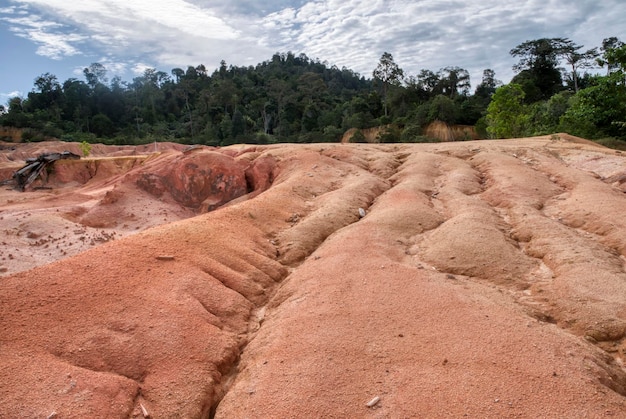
[2,136,626,417]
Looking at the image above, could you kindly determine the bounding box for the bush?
[400,124,422,142]
[21,128,45,142]
[80,140,92,157]
[376,125,402,143]
[321,126,343,142]
[254,132,273,144]
[350,129,366,143]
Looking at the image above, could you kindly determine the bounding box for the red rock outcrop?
[133,149,249,211]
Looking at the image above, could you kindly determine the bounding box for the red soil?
[1,134,626,417]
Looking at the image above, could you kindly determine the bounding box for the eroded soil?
[2,134,626,417]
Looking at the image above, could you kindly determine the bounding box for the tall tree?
[510,38,570,101]
[83,63,108,89]
[29,73,63,122]
[171,68,185,83]
[474,69,501,99]
[561,40,599,92]
[373,52,404,116]
[437,67,470,98]
[416,69,439,93]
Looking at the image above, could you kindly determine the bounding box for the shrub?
[350,129,366,143]
[80,140,92,157]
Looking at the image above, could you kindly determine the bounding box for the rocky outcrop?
[134,149,249,211]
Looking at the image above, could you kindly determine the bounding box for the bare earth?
[1,134,626,418]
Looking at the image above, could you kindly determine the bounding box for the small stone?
[358,207,366,218]
[366,396,380,407]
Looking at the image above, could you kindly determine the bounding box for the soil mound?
[2,135,626,417]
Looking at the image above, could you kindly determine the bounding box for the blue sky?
[0,0,624,105]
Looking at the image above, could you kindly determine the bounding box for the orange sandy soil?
[2,134,626,418]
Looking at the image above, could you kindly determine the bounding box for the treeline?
[0,52,497,145]
[1,36,625,146]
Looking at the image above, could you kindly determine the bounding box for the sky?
[0,0,624,105]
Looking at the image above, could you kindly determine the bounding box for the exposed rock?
[134,150,249,211]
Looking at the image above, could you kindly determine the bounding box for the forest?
[1,36,625,147]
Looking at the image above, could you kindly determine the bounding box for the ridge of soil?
[1,135,626,417]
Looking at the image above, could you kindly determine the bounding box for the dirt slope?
[2,135,626,417]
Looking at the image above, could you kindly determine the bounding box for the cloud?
[258,0,624,85]
[2,0,624,90]
[0,91,23,103]
[5,0,241,59]
[1,12,84,59]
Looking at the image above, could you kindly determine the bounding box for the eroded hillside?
[1,135,626,417]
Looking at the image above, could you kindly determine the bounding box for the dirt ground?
[1,134,626,418]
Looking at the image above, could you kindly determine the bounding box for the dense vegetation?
[1,36,625,146]
[486,37,626,148]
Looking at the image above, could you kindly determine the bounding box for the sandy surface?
[1,134,626,417]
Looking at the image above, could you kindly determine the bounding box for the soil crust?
[2,135,626,417]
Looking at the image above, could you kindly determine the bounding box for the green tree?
[373,52,404,116]
[560,40,599,92]
[416,69,440,94]
[597,37,626,75]
[1,97,30,127]
[474,69,501,99]
[437,67,471,98]
[91,113,114,137]
[428,95,458,124]
[83,63,108,89]
[486,84,528,138]
[232,108,245,138]
[510,38,570,101]
[171,68,185,83]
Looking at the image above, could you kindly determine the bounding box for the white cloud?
[5,0,241,65]
[131,63,156,75]
[1,91,22,100]
[260,0,625,85]
[2,14,85,59]
[2,0,625,91]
